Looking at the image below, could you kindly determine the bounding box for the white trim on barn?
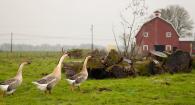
[166,45,172,51]
[143,45,149,51]
[166,32,172,38]
[179,37,195,42]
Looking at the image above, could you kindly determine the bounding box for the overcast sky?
[0,0,195,46]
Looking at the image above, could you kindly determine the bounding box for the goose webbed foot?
[2,92,6,97]
[71,85,74,91]
[44,90,52,95]
[77,86,80,91]
[44,90,47,94]
[48,90,52,94]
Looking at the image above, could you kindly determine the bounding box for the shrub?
[87,57,108,79]
[90,49,107,58]
[106,61,136,78]
[164,50,192,73]
[104,49,122,67]
[148,61,165,75]
[192,56,195,69]
[67,49,83,58]
[134,60,151,76]
[63,62,82,78]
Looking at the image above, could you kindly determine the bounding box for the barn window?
[143,45,149,51]
[166,45,172,51]
[143,32,149,37]
[166,32,172,37]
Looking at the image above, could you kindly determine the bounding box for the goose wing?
[75,75,87,84]
[32,76,57,91]
[7,79,20,92]
[70,73,87,84]
[0,78,19,92]
[0,78,18,85]
[69,73,83,80]
[36,76,56,84]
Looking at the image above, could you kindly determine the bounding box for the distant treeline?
[0,43,105,51]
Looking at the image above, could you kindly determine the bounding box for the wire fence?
[0,32,118,51]
[0,32,114,41]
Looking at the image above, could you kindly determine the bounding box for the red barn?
[135,11,194,55]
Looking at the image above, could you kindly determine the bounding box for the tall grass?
[0,52,195,105]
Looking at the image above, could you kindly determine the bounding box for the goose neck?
[82,57,89,72]
[15,63,25,79]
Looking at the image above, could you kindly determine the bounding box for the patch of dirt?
[153,79,171,86]
[98,87,112,92]
[41,73,49,76]
[0,91,4,98]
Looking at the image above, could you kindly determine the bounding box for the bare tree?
[112,25,122,54]
[161,5,194,36]
[114,0,147,58]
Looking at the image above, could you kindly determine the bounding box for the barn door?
[173,47,177,51]
[154,45,165,52]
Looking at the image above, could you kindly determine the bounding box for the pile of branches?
[164,50,192,74]
[67,49,84,59]
[63,50,193,79]
[64,49,136,79]
[87,49,136,79]
[135,50,193,76]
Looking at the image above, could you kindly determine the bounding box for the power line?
[0,32,112,38]
[0,32,115,46]
[0,32,110,37]
[0,33,114,41]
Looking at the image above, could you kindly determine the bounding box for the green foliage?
[104,49,122,67]
[134,60,151,76]
[87,58,105,69]
[63,62,82,73]
[91,49,107,58]
[0,52,195,105]
[106,61,130,72]
[192,56,195,69]
[164,51,192,73]
[106,63,136,78]
[86,49,107,69]
[67,49,90,59]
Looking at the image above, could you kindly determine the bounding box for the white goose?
[32,53,68,94]
[66,56,91,91]
[0,61,31,96]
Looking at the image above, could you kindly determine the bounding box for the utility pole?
[61,47,64,53]
[10,32,13,53]
[91,24,94,51]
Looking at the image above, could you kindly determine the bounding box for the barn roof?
[135,16,180,38]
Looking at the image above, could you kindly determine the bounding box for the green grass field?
[0,52,195,105]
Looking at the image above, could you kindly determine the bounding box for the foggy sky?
[0,0,195,46]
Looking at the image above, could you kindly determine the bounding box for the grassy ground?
[0,52,195,105]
